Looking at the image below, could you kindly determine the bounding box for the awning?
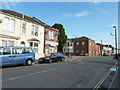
[27,38,40,42]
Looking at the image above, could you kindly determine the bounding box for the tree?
[52,23,67,52]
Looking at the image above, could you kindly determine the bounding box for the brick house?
[74,36,101,56]
[44,25,59,56]
[64,36,101,56]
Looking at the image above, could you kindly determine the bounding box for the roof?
[0,9,58,31]
[71,36,95,42]
[0,46,32,48]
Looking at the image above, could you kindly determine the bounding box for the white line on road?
[0,69,55,82]
[78,60,82,62]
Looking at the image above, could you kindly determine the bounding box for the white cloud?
[93,1,101,5]
[1,0,21,8]
[63,13,73,18]
[64,11,90,18]
[74,11,90,17]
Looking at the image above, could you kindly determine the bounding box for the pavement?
[108,57,120,89]
[1,56,117,89]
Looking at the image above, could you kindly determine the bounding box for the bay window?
[2,40,14,46]
[29,42,38,53]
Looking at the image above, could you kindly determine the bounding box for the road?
[1,56,117,88]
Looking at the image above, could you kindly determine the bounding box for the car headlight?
[46,57,50,59]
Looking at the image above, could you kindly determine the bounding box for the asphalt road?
[1,56,117,88]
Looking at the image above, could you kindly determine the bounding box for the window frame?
[22,22,26,34]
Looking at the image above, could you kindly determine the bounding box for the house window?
[68,42,69,47]
[52,32,54,39]
[4,17,15,32]
[4,17,9,31]
[82,42,85,45]
[70,43,72,46]
[31,25,35,35]
[9,19,15,32]
[76,42,79,45]
[29,42,38,53]
[82,50,85,54]
[2,40,14,46]
[22,22,26,34]
[48,31,51,39]
[50,47,54,53]
[35,26,38,36]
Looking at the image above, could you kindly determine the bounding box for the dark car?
[38,53,65,63]
[103,53,108,56]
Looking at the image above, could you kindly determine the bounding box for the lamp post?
[101,40,102,56]
[113,26,118,59]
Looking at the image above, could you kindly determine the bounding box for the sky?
[0,1,118,47]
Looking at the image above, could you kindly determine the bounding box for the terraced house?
[44,25,59,56]
[0,9,47,59]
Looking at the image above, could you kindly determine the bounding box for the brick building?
[44,25,59,56]
[64,36,101,56]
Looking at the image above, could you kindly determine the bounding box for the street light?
[113,26,118,59]
[101,40,102,56]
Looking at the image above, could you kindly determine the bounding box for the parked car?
[38,53,65,63]
[103,53,108,56]
[0,46,35,67]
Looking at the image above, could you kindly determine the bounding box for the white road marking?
[78,60,82,62]
[0,69,55,82]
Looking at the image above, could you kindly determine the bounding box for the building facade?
[64,36,101,56]
[63,39,74,55]
[0,9,45,59]
[44,26,59,56]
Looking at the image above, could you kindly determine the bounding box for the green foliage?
[52,23,67,52]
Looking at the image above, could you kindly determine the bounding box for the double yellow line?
[93,62,118,90]
[93,71,111,90]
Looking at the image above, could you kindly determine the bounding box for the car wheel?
[61,58,65,62]
[49,59,52,63]
[26,59,32,66]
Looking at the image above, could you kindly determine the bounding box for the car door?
[52,53,58,62]
[1,47,13,66]
[56,53,62,61]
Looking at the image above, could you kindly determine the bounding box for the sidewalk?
[108,58,120,89]
[65,56,89,61]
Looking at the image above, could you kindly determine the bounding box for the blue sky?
[1,2,118,46]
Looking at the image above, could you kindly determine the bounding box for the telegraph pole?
[113,26,118,59]
[101,40,102,56]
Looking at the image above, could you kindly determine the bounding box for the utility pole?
[113,26,118,59]
[101,40,102,56]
